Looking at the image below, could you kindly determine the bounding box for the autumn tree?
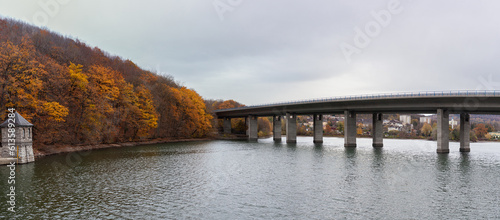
[0,38,45,118]
[324,124,334,136]
[258,117,272,137]
[357,123,363,135]
[134,85,159,138]
[0,37,70,144]
[473,123,489,138]
[421,123,432,137]
[337,121,344,134]
[163,87,212,138]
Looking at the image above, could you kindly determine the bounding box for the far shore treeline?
[0,18,244,148]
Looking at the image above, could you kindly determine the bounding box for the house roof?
[0,112,33,127]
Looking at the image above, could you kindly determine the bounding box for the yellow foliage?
[42,102,69,122]
[68,62,88,89]
[485,134,492,140]
[134,85,159,137]
[421,123,433,136]
[169,87,213,138]
[0,38,46,113]
[357,128,363,135]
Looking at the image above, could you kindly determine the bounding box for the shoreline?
[33,137,216,159]
[32,135,500,159]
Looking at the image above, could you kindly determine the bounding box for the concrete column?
[223,117,231,134]
[286,113,297,143]
[372,113,383,147]
[273,115,282,142]
[460,113,471,152]
[344,110,357,147]
[313,114,323,143]
[248,115,258,142]
[437,109,450,154]
[246,117,249,136]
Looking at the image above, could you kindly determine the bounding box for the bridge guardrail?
[215,90,499,112]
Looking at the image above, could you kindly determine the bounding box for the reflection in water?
[370,148,385,185]
[1,137,500,219]
[459,153,471,173]
[344,147,357,159]
[313,143,323,149]
[436,154,450,172]
[343,147,358,185]
[457,153,472,195]
[313,143,324,159]
[372,147,384,167]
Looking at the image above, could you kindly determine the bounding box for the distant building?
[388,126,402,132]
[420,116,432,124]
[489,132,500,139]
[400,115,411,125]
[385,119,403,132]
[449,118,458,129]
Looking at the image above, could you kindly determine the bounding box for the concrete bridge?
[215,91,500,153]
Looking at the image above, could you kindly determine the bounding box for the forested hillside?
[0,18,214,147]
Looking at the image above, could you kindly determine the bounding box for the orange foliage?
[214,99,245,110]
[167,87,213,138]
[474,123,489,138]
[0,18,218,146]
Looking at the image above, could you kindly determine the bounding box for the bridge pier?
[460,113,471,152]
[344,110,357,147]
[313,114,323,143]
[248,115,258,142]
[437,109,450,154]
[273,115,282,142]
[286,113,297,143]
[372,113,383,147]
[223,117,231,134]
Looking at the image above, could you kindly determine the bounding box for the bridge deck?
[215,91,500,118]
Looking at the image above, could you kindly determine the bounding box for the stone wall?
[1,127,34,164]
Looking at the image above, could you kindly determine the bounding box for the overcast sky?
[1,0,499,105]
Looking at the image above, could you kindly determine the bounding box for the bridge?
[215,91,500,153]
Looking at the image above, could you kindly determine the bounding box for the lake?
[1,137,500,219]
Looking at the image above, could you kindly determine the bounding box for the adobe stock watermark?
[339,0,404,64]
[6,108,17,213]
[213,0,244,21]
[50,149,92,174]
[477,74,500,91]
[21,0,72,30]
[453,74,500,112]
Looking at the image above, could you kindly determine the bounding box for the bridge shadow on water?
[436,153,450,172]
[372,147,385,167]
[344,147,357,158]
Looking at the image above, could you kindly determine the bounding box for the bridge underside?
[216,96,500,154]
[216,96,500,118]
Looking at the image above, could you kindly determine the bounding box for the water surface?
[1,137,500,219]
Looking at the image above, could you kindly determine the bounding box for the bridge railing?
[217,90,499,111]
